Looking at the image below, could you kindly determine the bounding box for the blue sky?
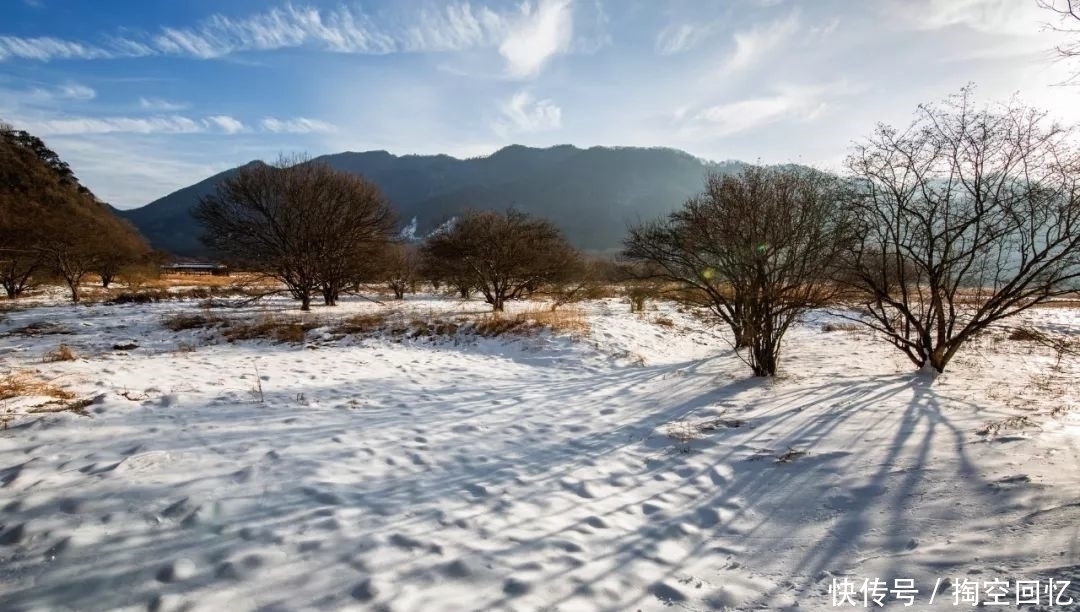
[1,0,1077,208]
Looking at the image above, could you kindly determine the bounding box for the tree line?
[0,123,151,302]
[196,89,1080,378]
[6,87,1079,380]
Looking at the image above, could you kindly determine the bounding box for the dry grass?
[331,305,588,340]
[509,306,589,337]
[977,415,1036,437]
[163,313,226,332]
[42,344,77,362]
[221,315,320,343]
[28,397,94,416]
[10,321,71,337]
[333,311,398,335]
[1007,326,1049,342]
[653,316,675,327]
[822,322,863,333]
[0,371,76,401]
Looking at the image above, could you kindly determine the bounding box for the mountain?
[118,145,743,256]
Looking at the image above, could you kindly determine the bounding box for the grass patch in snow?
[42,343,77,362]
[0,371,76,402]
[222,315,320,343]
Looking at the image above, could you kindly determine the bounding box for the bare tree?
[380,243,420,300]
[194,156,396,310]
[422,209,578,312]
[842,88,1080,374]
[625,166,852,376]
[1040,0,1080,57]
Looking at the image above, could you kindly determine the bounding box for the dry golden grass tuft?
[653,316,675,327]
[509,306,589,337]
[333,311,397,335]
[0,371,76,401]
[42,344,77,363]
[222,315,320,343]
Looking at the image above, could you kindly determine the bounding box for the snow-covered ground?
[0,291,1078,611]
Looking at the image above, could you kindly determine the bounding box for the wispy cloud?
[260,117,336,133]
[0,35,109,61]
[26,82,96,102]
[139,97,188,111]
[492,90,562,137]
[681,83,836,138]
[498,0,574,78]
[655,23,714,55]
[204,115,245,134]
[28,115,205,136]
[0,1,580,79]
[720,10,800,73]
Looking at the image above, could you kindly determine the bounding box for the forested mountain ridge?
[119,145,744,256]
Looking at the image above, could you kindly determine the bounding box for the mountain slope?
[119,145,742,256]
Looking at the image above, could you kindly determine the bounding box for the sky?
[1,0,1079,209]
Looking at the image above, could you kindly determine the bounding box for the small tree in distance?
[842,88,1080,374]
[624,166,853,376]
[422,209,579,312]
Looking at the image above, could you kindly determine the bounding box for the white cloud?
[655,23,714,55]
[684,84,835,138]
[0,35,109,61]
[498,0,574,78]
[260,117,336,133]
[28,115,205,136]
[0,0,580,79]
[720,10,800,73]
[57,84,96,100]
[492,90,562,137]
[139,97,188,111]
[26,83,96,102]
[903,0,1039,36]
[205,115,245,134]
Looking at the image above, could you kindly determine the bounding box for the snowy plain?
[0,289,1078,612]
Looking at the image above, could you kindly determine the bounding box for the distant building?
[161,263,229,277]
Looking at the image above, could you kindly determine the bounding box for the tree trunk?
[458,285,470,299]
[68,281,80,303]
[300,293,311,311]
[393,286,405,300]
[101,274,113,289]
[492,297,505,312]
[322,286,337,306]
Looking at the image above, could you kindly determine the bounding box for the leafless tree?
[194,156,396,310]
[380,243,420,300]
[422,209,579,312]
[624,166,852,376]
[842,87,1080,374]
[1040,0,1080,58]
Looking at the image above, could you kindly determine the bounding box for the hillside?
[118,145,742,256]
